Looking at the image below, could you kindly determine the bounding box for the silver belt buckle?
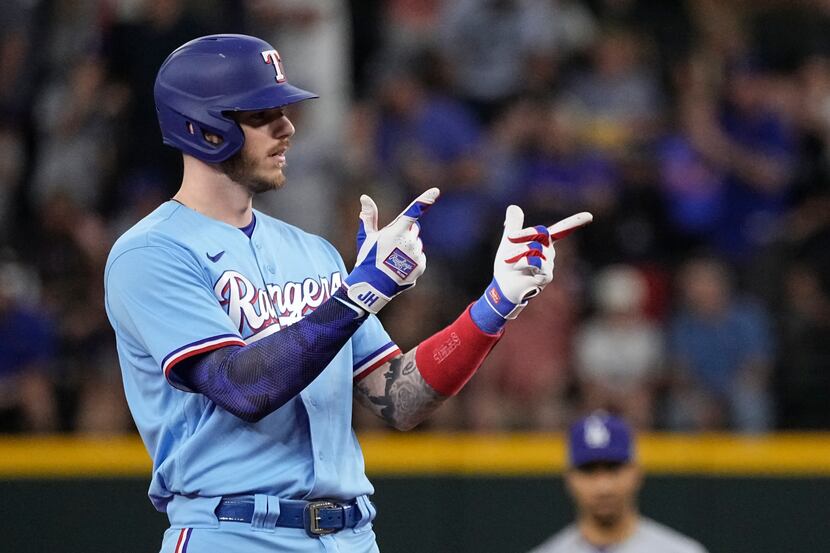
[304,500,339,537]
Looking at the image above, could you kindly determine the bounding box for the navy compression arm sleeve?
[173,288,368,422]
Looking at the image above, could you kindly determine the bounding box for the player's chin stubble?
[220,149,285,194]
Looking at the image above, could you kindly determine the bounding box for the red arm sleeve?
[414,304,503,396]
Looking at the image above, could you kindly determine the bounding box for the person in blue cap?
[527,412,709,553]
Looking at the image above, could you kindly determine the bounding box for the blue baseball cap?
[568,413,634,468]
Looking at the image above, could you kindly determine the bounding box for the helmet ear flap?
[187,120,223,146]
[156,102,244,163]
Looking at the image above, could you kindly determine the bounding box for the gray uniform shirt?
[527,518,709,553]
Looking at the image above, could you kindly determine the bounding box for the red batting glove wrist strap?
[415,304,503,396]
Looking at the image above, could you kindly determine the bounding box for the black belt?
[215,496,363,537]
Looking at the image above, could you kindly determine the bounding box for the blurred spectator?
[586,152,677,267]
[362,55,493,298]
[246,0,351,145]
[521,0,598,99]
[107,0,209,196]
[0,260,58,433]
[381,0,444,58]
[513,99,620,221]
[39,0,107,76]
[0,1,36,121]
[584,0,695,77]
[0,122,26,242]
[689,0,748,66]
[0,2,36,243]
[575,265,664,429]
[110,171,171,237]
[750,1,830,74]
[484,97,542,203]
[31,55,120,210]
[27,194,129,434]
[776,263,830,429]
[487,98,674,269]
[347,0,384,100]
[666,257,774,432]
[659,45,798,262]
[371,54,484,186]
[759,183,830,429]
[562,26,664,157]
[656,81,728,253]
[794,56,830,195]
[438,0,577,123]
[712,58,797,259]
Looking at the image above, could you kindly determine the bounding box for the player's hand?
[482,206,593,320]
[342,188,440,314]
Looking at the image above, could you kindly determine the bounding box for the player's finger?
[502,205,525,238]
[402,222,424,256]
[358,194,379,235]
[390,187,440,232]
[504,243,546,268]
[405,221,421,241]
[508,224,551,247]
[547,211,593,241]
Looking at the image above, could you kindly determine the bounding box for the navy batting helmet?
[154,34,318,163]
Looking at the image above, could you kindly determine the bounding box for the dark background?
[1,475,827,553]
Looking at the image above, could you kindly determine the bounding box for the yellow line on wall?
[0,436,151,478]
[359,433,830,476]
[0,433,829,478]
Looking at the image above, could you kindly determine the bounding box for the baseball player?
[104,34,591,552]
[527,413,709,553]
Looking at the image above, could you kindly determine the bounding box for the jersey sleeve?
[351,315,401,381]
[105,245,245,391]
[320,235,401,381]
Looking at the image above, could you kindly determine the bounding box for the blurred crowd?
[1,0,828,435]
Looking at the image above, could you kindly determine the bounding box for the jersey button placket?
[250,240,273,281]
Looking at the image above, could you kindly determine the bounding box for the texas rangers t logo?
[261,49,286,83]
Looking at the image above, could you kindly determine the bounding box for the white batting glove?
[475,206,593,325]
[342,188,440,314]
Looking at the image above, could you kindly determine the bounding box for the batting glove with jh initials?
[342,188,440,314]
[470,205,593,332]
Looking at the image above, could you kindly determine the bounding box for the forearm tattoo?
[354,347,445,431]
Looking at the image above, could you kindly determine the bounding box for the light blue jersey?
[104,201,400,527]
[527,518,709,553]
